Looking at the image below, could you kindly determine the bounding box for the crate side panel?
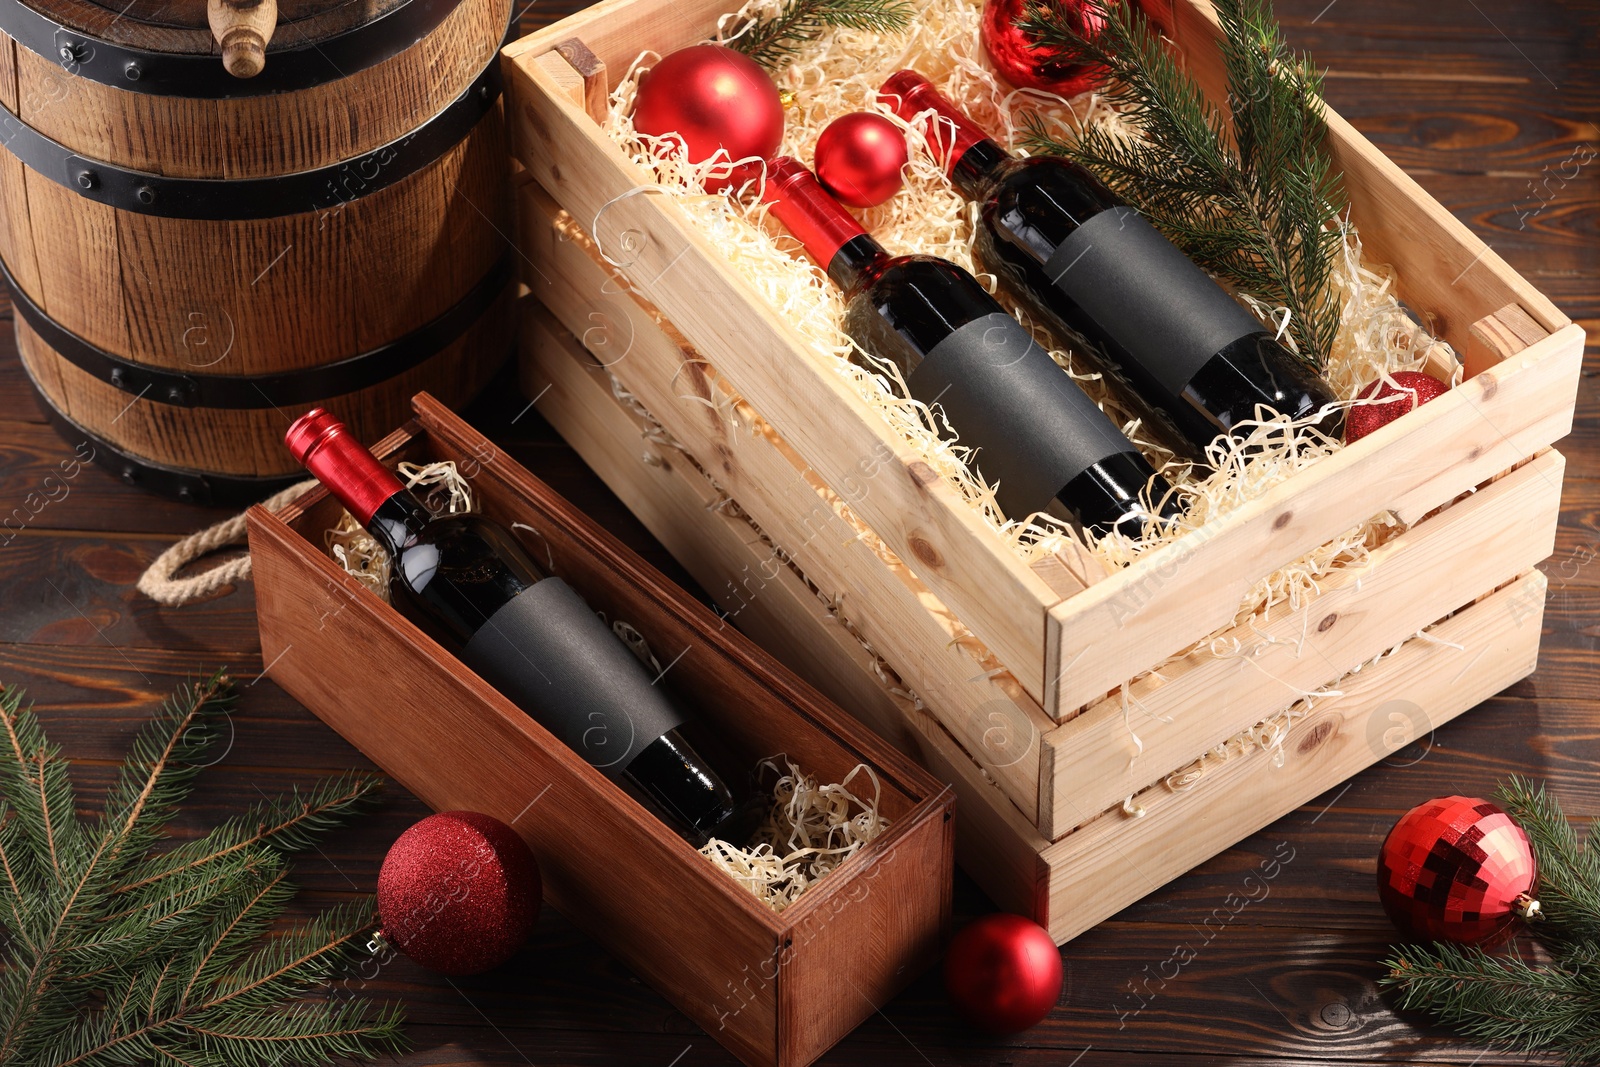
[1038,570,1546,945]
[505,55,1066,701]
[1048,323,1583,717]
[518,190,1050,823]
[1040,448,1565,834]
[520,305,1055,921]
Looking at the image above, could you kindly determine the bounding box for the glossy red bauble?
[632,44,785,190]
[944,913,1062,1034]
[981,0,1108,98]
[377,811,542,975]
[1377,796,1538,946]
[1345,370,1449,443]
[814,112,908,207]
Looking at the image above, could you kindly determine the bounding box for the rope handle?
[136,479,314,606]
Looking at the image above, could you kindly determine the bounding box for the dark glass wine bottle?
[880,70,1343,458]
[763,156,1178,537]
[285,409,746,847]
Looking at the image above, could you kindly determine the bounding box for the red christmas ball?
[944,913,1062,1034]
[981,0,1108,98]
[377,811,542,975]
[632,44,785,191]
[1345,370,1448,443]
[1377,796,1538,946]
[814,112,908,208]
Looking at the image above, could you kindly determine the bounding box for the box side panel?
[1039,570,1546,945]
[247,511,783,1065]
[521,304,1054,921]
[505,51,1068,702]
[517,188,1051,824]
[776,801,954,1067]
[1040,449,1565,833]
[1048,323,1583,716]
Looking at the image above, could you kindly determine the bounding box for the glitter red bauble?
[944,914,1062,1034]
[981,0,1108,97]
[377,811,542,975]
[1377,796,1538,946]
[814,112,908,207]
[1345,370,1449,443]
[632,44,785,191]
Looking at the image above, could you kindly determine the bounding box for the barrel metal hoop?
[2,252,515,410]
[0,0,461,98]
[0,45,504,219]
[24,379,308,506]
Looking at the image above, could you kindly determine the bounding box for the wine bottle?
[879,70,1343,458]
[762,155,1178,537]
[285,409,746,847]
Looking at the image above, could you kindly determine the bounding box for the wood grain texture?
[0,0,1591,1063]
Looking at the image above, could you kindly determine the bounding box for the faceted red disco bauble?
[1345,370,1449,443]
[814,112,909,207]
[632,44,785,191]
[981,0,1108,98]
[1377,795,1538,946]
[377,811,542,975]
[944,913,1063,1034]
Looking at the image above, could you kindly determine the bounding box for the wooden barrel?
[0,0,516,504]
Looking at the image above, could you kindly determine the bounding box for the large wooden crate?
[500,0,1580,941]
[248,394,954,1067]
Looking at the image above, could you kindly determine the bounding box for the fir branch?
[1018,0,1345,365]
[1382,942,1600,1063]
[0,675,402,1067]
[1498,775,1600,948]
[727,0,913,70]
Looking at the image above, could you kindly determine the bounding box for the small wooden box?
[500,0,1579,942]
[246,393,954,1067]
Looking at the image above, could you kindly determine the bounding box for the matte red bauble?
[981,0,1108,97]
[944,913,1062,1034]
[377,811,542,975]
[1377,795,1539,946]
[1345,370,1448,443]
[814,112,908,207]
[632,44,785,190]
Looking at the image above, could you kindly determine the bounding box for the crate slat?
[1040,448,1565,835]
[520,302,1055,920]
[517,188,1053,824]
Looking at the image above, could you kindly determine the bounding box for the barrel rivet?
[120,465,139,485]
[58,43,81,64]
[76,170,98,190]
[124,61,141,81]
[108,367,126,388]
[165,385,187,405]
[176,485,194,502]
[137,185,157,205]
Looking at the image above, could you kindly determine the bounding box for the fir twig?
[1018,0,1346,365]
[1378,779,1600,1065]
[727,0,913,70]
[0,674,403,1067]
[1498,775,1600,948]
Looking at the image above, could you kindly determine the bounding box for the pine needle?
[1379,779,1600,1064]
[0,673,403,1067]
[728,0,914,70]
[1018,0,1346,365]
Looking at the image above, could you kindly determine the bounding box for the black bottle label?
[907,311,1134,517]
[459,577,685,778]
[1044,207,1266,395]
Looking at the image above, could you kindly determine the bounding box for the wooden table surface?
[2,1,1595,1064]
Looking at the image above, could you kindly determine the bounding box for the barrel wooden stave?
[30,1,413,53]
[18,283,515,478]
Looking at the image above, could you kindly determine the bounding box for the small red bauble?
[632,44,785,190]
[1377,796,1539,946]
[944,913,1062,1034]
[377,811,542,975]
[1345,370,1448,443]
[814,112,908,208]
[981,0,1108,98]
